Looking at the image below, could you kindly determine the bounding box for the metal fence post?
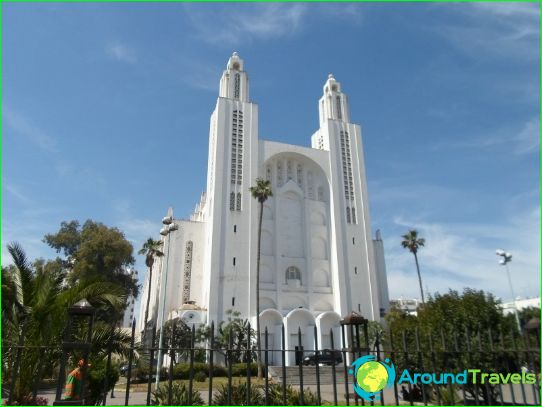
[124,318,136,406]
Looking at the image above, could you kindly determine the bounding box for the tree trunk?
[413,252,425,304]
[143,264,153,343]
[256,200,264,379]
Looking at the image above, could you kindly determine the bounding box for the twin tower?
[139,52,389,365]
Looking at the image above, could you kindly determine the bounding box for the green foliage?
[518,306,541,329]
[384,288,520,403]
[171,363,230,379]
[231,363,258,377]
[249,178,273,202]
[2,241,132,405]
[193,371,207,382]
[151,382,204,406]
[44,220,138,299]
[211,310,256,364]
[86,360,119,405]
[212,382,264,406]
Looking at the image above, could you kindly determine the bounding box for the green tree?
[2,242,130,405]
[249,178,273,378]
[208,310,256,365]
[517,306,541,330]
[138,238,164,338]
[401,229,426,304]
[44,220,138,301]
[385,288,520,404]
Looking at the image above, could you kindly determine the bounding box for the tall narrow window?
[354,266,358,274]
[182,241,193,303]
[236,192,242,211]
[233,257,236,266]
[230,192,235,211]
[234,225,237,233]
[232,297,235,306]
[234,73,240,99]
[317,186,324,201]
[346,207,351,223]
[336,96,342,119]
[351,208,357,224]
[287,161,293,181]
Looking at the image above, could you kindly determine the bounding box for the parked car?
[302,349,342,366]
[119,363,137,376]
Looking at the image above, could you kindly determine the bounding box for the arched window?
[285,266,302,285]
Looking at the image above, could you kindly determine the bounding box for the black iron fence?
[3,320,540,406]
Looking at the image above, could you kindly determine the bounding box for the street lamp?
[496,249,521,330]
[155,215,178,387]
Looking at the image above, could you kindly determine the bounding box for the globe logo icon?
[350,355,396,401]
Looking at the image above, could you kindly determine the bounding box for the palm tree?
[249,178,273,378]
[2,242,128,404]
[138,238,164,339]
[401,230,426,304]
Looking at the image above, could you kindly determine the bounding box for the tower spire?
[318,74,350,125]
[219,52,250,102]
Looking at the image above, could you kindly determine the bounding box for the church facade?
[138,53,389,365]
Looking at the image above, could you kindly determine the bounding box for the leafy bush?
[266,384,319,406]
[86,360,120,405]
[231,362,258,377]
[194,371,207,382]
[211,365,228,377]
[3,395,48,406]
[212,382,264,406]
[151,382,204,406]
[172,363,228,379]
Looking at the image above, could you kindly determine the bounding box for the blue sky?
[3,2,540,309]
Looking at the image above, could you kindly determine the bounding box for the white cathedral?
[138,53,390,365]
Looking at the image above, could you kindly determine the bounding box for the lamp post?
[155,215,178,388]
[496,249,521,330]
[53,299,95,406]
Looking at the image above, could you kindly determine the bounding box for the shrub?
[86,360,120,405]
[211,365,228,377]
[212,382,264,406]
[194,371,207,382]
[3,395,48,406]
[266,384,319,406]
[151,382,204,406]
[231,362,258,377]
[172,363,228,379]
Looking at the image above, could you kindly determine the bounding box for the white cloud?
[428,116,540,155]
[384,206,540,302]
[183,3,307,45]
[435,2,539,61]
[3,181,31,205]
[514,117,540,155]
[2,104,57,152]
[106,42,137,64]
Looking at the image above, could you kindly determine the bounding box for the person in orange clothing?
[64,359,91,401]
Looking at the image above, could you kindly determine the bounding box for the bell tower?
[311,74,383,321]
[219,52,250,102]
[203,52,259,325]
